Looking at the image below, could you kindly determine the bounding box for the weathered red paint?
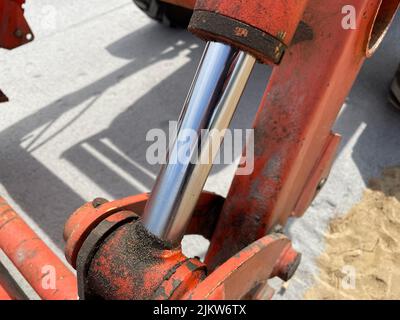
[82,218,206,300]
[67,194,298,300]
[2,0,399,300]
[153,259,206,300]
[64,191,223,268]
[188,0,309,65]
[64,193,149,268]
[0,197,78,300]
[193,0,309,47]
[205,0,400,270]
[0,284,12,300]
[186,234,299,300]
[65,192,223,299]
[0,0,34,49]
[63,0,399,300]
[292,133,341,217]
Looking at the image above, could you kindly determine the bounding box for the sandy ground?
[0,1,399,299]
[306,167,400,300]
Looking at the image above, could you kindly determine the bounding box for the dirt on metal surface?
[306,166,400,300]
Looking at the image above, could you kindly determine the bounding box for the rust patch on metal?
[189,10,286,65]
[234,27,249,37]
[82,219,184,299]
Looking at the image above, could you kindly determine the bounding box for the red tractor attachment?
[0,0,399,300]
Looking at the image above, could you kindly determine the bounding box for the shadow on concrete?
[0,24,203,245]
[333,13,400,192]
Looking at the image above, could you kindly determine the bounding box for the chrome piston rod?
[142,42,256,243]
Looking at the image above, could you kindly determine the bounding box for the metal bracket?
[0,0,34,50]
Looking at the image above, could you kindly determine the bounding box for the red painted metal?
[59,0,400,300]
[0,284,12,300]
[193,0,309,48]
[205,0,400,270]
[1,0,399,300]
[0,0,34,49]
[186,234,299,300]
[64,191,223,268]
[64,193,149,268]
[82,219,206,300]
[293,133,341,217]
[189,0,309,65]
[153,258,205,300]
[0,197,78,300]
[0,0,33,104]
[64,192,299,300]
[64,192,222,300]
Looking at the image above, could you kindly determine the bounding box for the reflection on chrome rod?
[142,41,256,243]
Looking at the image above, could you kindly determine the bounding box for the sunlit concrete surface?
[0,1,399,299]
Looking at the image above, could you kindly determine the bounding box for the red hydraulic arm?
[0,0,399,300]
[205,0,400,270]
